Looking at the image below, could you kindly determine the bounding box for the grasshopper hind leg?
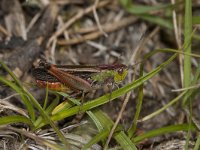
[107,82,121,102]
[71,91,86,124]
[79,91,85,112]
[107,83,114,102]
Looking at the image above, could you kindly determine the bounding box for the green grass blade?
[43,86,49,109]
[51,100,73,115]
[183,0,192,88]
[115,131,137,150]
[158,48,200,58]
[132,124,196,143]
[57,92,81,105]
[140,15,173,29]
[34,95,60,128]
[0,75,35,121]
[48,53,177,123]
[183,0,193,149]
[192,16,200,25]
[92,110,137,149]
[119,0,173,14]
[140,90,187,122]
[194,134,200,150]
[182,60,200,106]
[84,110,111,149]
[22,91,70,149]
[193,34,200,41]
[0,115,33,126]
[0,61,70,149]
[89,111,196,149]
[128,63,144,138]
[119,0,174,29]
[87,110,107,131]
[82,129,109,150]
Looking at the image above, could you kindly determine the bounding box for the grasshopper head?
[114,65,128,83]
[38,60,51,70]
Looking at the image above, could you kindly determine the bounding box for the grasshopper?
[32,60,128,99]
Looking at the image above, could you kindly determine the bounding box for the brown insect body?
[35,80,67,91]
[48,65,92,92]
[32,61,128,93]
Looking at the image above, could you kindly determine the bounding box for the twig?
[0,93,28,117]
[172,83,200,92]
[171,0,183,87]
[129,26,160,64]
[26,11,42,33]
[47,0,110,47]
[0,25,10,37]
[103,92,131,150]
[57,16,137,45]
[104,24,160,148]
[93,0,108,37]
[49,38,57,63]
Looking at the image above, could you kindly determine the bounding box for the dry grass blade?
[57,16,138,45]
[0,126,66,149]
[0,25,10,36]
[104,92,131,150]
[0,0,199,149]
[0,94,27,117]
[93,0,108,37]
[103,25,163,147]
[47,0,111,47]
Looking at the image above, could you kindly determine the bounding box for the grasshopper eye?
[39,60,46,66]
[117,68,124,75]
[39,60,50,69]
